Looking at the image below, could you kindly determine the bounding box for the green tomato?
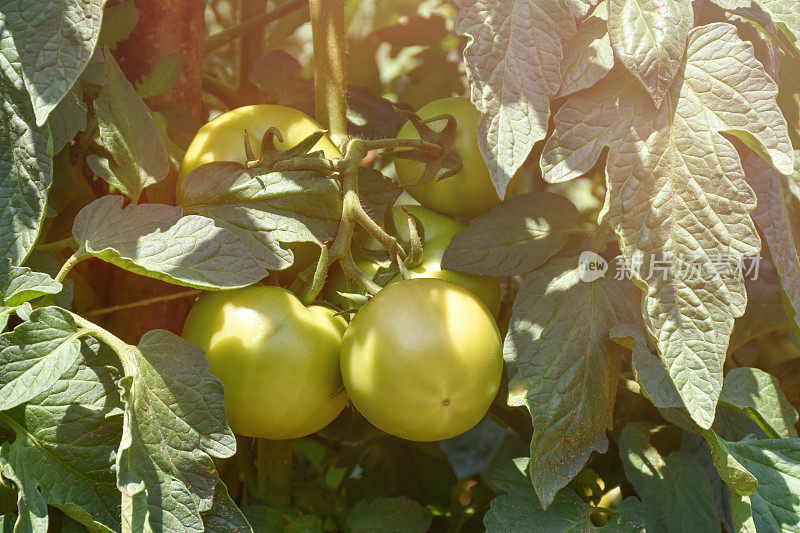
[179,104,340,185]
[395,97,511,217]
[340,278,503,442]
[182,285,347,439]
[325,205,501,315]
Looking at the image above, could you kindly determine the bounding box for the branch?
[205,0,308,52]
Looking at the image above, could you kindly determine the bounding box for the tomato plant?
[182,285,347,439]
[326,204,502,315]
[1,0,799,531]
[341,278,503,442]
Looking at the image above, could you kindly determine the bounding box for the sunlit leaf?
[542,23,793,428]
[504,256,640,507]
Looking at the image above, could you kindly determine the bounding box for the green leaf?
[0,26,53,267]
[719,367,799,438]
[504,256,641,507]
[200,481,252,533]
[136,54,182,99]
[0,338,123,532]
[72,195,266,290]
[0,307,83,412]
[729,260,787,354]
[47,85,87,154]
[97,0,138,48]
[0,0,104,126]
[484,458,645,532]
[618,424,721,533]
[347,497,432,533]
[453,0,589,198]
[610,324,684,409]
[357,168,403,224]
[741,145,800,343]
[86,50,169,202]
[715,435,800,532]
[557,1,614,98]
[178,161,341,268]
[714,0,800,51]
[702,430,759,496]
[607,0,693,106]
[542,23,794,429]
[0,265,61,307]
[441,192,580,276]
[116,330,236,532]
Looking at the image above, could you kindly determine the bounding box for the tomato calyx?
[243,128,333,171]
[391,107,464,185]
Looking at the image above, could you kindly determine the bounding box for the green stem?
[205,0,308,52]
[55,253,86,284]
[83,290,202,318]
[70,313,138,376]
[361,137,442,156]
[309,0,348,146]
[255,439,293,508]
[36,237,77,253]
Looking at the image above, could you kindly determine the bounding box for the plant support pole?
[309,0,348,146]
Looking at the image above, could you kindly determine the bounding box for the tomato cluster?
[180,100,505,442]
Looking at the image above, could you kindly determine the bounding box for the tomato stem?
[309,0,348,146]
[35,236,77,253]
[83,289,202,318]
[55,252,86,284]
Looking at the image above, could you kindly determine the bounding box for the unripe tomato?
[179,104,340,183]
[182,286,347,439]
[394,97,511,217]
[179,105,340,279]
[340,278,503,441]
[325,205,501,315]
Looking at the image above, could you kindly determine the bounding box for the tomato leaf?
[441,192,580,276]
[543,23,794,429]
[136,53,182,100]
[0,307,83,412]
[347,497,432,533]
[86,50,169,203]
[741,145,800,343]
[0,0,104,126]
[453,0,589,199]
[97,0,139,49]
[47,85,87,155]
[0,32,52,267]
[706,434,800,532]
[0,264,61,308]
[729,260,786,353]
[618,424,721,532]
[72,195,266,290]
[200,481,252,533]
[357,168,403,224]
[607,0,693,107]
[557,2,614,98]
[0,338,122,532]
[713,0,800,54]
[116,330,236,532]
[610,324,684,410]
[504,256,641,507]
[718,367,798,438]
[178,161,340,266]
[483,458,646,531]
